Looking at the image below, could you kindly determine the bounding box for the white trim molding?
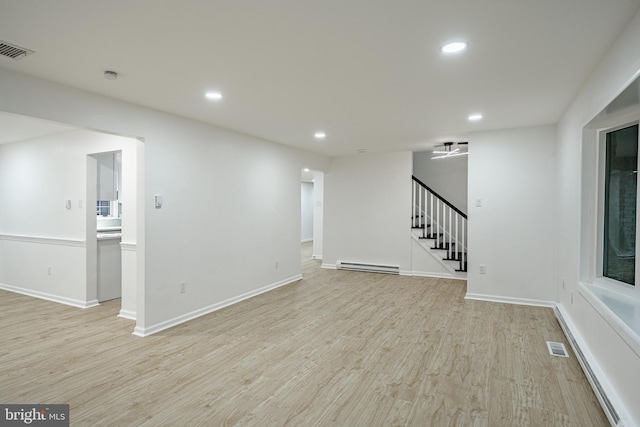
[118,309,136,320]
[133,274,303,337]
[0,234,85,247]
[412,271,467,281]
[120,241,137,251]
[0,282,98,309]
[321,263,337,270]
[464,292,555,308]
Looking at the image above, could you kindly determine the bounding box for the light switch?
[475,198,482,207]
[155,195,163,209]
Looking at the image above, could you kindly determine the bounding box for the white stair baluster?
[448,207,452,259]
[418,184,423,232]
[412,180,416,228]
[436,198,440,248]
[455,212,459,261]
[430,193,433,240]
[420,186,427,238]
[462,219,465,269]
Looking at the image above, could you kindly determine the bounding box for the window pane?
[604,124,638,286]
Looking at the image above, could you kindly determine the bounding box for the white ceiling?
[1,0,639,155]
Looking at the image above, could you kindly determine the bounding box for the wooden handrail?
[412,176,467,219]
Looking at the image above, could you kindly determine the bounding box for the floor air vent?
[554,306,620,425]
[546,341,569,357]
[0,41,35,60]
[336,261,400,275]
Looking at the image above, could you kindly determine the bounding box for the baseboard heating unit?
[554,306,622,426]
[336,261,399,275]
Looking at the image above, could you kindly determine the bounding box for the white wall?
[0,68,329,335]
[0,129,136,309]
[301,182,314,242]
[413,150,468,213]
[556,8,640,425]
[467,125,556,304]
[323,151,412,272]
[312,171,324,259]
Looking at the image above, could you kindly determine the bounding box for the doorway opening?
[301,168,324,270]
[0,111,143,324]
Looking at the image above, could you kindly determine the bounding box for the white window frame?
[593,119,640,299]
[579,106,640,354]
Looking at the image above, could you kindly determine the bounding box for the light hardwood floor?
[0,243,608,426]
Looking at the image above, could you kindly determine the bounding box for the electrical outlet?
[479,264,486,274]
[562,277,565,290]
[180,282,186,293]
[571,290,574,304]
[78,200,83,209]
[47,266,52,276]
[275,261,279,269]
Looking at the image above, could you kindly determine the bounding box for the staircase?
[412,176,467,276]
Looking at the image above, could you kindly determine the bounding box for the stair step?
[443,252,466,261]
[419,233,443,240]
[411,224,431,229]
[432,242,458,250]
[455,261,468,272]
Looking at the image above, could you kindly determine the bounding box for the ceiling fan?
[431,141,468,159]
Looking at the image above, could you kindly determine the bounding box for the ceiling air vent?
[0,41,34,60]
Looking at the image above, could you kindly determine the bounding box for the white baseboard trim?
[554,304,634,427]
[464,292,555,308]
[301,238,313,243]
[412,271,467,281]
[118,309,136,320]
[133,274,303,337]
[0,282,99,309]
[311,254,323,260]
[321,263,336,269]
[320,265,463,280]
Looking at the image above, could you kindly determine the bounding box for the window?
[603,124,638,286]
[97,200,111,217]
[579,78,640,348]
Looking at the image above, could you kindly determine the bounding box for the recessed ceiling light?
[303,168,310,172]
[314,132,326,139]
[468,113,483,121]
[104,70,118,80]
[205,91,223,100]
[441,41,467,54]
